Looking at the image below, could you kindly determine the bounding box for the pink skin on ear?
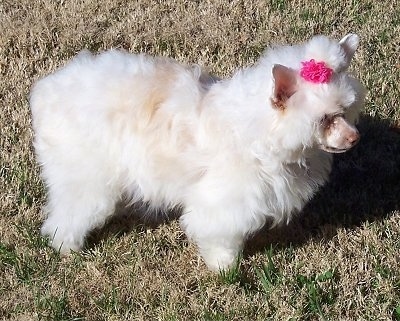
[271,64,298,109]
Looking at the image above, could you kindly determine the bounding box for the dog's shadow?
[87,202,181,248]
[89,115,400,256]
[246,114,400,254]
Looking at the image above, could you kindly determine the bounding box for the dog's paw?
[41,222,83,254]
[200,246,238,271]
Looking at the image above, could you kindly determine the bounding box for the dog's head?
[269,34,365,154]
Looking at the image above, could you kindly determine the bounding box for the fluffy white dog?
[30,34,364,270]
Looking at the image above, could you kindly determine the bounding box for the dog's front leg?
[180,206,246,271]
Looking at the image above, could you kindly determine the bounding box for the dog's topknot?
[304,34,359,72]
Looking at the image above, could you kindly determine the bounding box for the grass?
[1,0,400,320]
[255,246,281,294]
[295,269,337,320]
[218,254,243,286]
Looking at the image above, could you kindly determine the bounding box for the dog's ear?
[339,33,359,68]
[271,64,297,110]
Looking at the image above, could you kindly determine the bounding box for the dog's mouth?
[318,144,357,154]
[319,145,349,153]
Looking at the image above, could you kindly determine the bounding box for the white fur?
[30,34,364,270]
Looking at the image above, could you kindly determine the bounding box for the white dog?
[30,34,364,270]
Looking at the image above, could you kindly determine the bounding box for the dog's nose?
[347,130,360,146]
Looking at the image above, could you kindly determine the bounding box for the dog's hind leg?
[40,165,119,254]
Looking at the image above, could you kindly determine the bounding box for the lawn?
[1,0,399,320]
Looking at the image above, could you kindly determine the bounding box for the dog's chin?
[318,144,353,154]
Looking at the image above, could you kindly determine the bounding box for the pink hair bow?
[300,59,333,84]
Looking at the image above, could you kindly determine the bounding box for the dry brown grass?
[1,0,399,320]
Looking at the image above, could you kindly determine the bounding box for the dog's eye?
[320,114,335,130]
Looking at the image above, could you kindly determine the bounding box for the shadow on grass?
[246,114,400,254]
[87,201,181,248]
[89,115,400,254]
